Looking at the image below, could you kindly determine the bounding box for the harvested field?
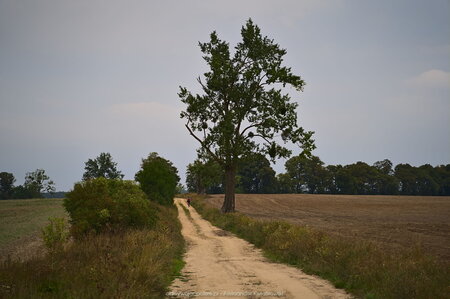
[206,194,450,262]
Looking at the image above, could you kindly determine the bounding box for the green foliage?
[276,173,294,193]
[179,19,315,211]
[0,204,185,298]
[0,172,15,199]
[82,152,124,180]
[279,156,450,196]
[135,152,180,205]
[10,185,39,199]
[186,159,223,194]
[284,154,327,193]
[237,153,277,193]
[41,217,69,252]
[191,197,449,299]
[175,183,186,194]
[1,170,59,199]
[23,169,55,198]
[64,178,157,236]
[185,154,450,196]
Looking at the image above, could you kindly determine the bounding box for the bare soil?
[206,194,450,262]
[170,198,351,299]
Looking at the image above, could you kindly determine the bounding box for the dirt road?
[169,198,351,299]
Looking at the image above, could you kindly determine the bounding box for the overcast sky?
[1,0,449,191]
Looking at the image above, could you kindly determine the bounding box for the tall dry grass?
[188,195,449,299]
[0,204,184,298]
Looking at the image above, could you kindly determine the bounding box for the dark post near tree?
[180,19,314,212]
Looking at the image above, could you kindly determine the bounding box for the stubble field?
[206,194,450,262]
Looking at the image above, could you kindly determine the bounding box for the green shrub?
[41,217,69,252]
[64,178,157,236]
[135,152,180,205]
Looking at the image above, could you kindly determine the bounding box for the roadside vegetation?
[0,152,184,298]
[186,194,449,299]
[64,178,157,237]
[0,205,184,298]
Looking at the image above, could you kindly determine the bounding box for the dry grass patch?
[0,204,184,298]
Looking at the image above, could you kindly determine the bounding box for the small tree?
[0,172,15,199]
[82,152,124,181]
[24,169,55,198]
[135,153,180,205]
[179,19,314,212]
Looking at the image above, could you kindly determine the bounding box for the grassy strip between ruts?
[0,202,185,298]
[185,194,449,299]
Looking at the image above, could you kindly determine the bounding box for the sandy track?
[169,198,351,299]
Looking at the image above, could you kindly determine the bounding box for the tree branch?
[240,122,264,137]
[253,134,272,144]
[185,123,222,165]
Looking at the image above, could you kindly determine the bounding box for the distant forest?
[186,154,450,196]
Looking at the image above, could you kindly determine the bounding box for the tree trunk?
[221,165,236,213]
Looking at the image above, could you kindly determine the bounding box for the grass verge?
[0,203,184,298]
[185,194,449,299]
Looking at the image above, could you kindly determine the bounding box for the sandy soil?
[206,194,450,262]
[169,198,351,299]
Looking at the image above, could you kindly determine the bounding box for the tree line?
[186,154,450,196]
[0,169,55,199]
[0,152,181,201]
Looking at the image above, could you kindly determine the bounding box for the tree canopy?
[135,152,180,205]
[236,153,277,194]
[82,152,124,181]
[0,172,15,199]
[180,19,314,212]
[24,169,55,198]
[186,159,223,194]
[184,154,450,196]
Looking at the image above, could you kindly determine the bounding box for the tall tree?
[435,164,450,196]
[416,164,439,195]
[284,154,327,194]
[373,159,394,175]
[186,159,223,194]
[83,152,124,181]
[345,162,379,194]
[276,173,294,194]
[395,163,418,195]
[24,169,55,197]
[372,159,398,195]
[179,19,314,212]
[237,153,277,194]
[0,172,15,199]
